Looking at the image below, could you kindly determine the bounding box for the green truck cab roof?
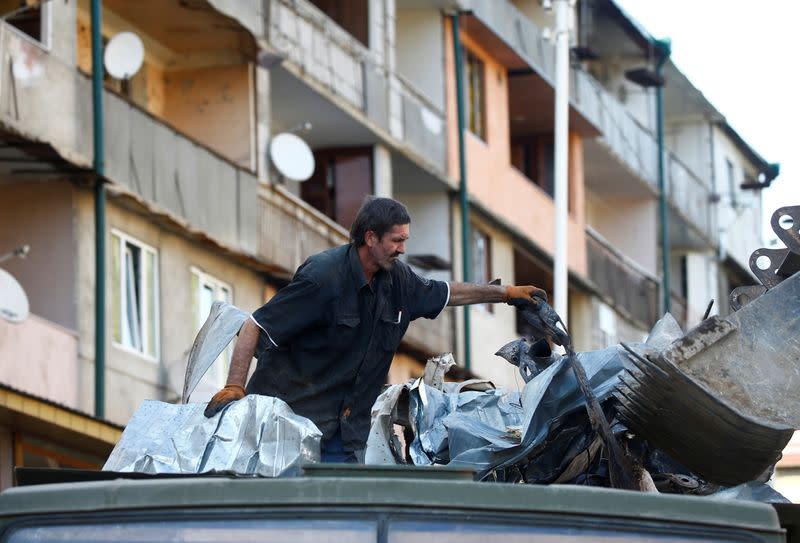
[0,466,786,539]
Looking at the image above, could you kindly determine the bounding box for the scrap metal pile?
[365,205,800,501]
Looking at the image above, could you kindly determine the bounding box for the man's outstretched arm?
[203,318,261,417]
[447,282,547,306]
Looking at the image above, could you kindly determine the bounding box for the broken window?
[0,0,49,47]
[191,267,232,389]
[111,230,159,359]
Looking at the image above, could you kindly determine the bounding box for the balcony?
[666,152,714,244]
[462,0,715,247]
[0,315,79,410]
[266,0,447,173]
[586,227,658,328]
[0,20,452,356]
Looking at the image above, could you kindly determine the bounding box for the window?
[726,158,738,209]
[191,267,233,389]
[0,0,51,48]
[111,230,159,358]
[511,137,555,198]
[470,226,492,313]
[464,48,486,140]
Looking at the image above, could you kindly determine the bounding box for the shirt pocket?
[332,313,361,349]
[379,310,404,352]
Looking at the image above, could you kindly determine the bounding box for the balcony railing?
[465,0,715,244]
[0,20,455,366]
[572,70,660,188]
[666,152,714,241]
[0,314,79,409]
[258,183,349,273]
[586,228,659,328]
[267,0,447,173]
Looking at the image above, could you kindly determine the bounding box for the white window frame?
[111,229,160,361]
[470,225,492,313]
[191,266,233,387]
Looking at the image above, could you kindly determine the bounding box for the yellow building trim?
[0,389,122,446]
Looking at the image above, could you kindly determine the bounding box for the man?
[204,197,546,462]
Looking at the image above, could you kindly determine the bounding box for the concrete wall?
[585,194,658,275]
[398,191,451,283]
[571,291,648,352]
[712,124,764,270]
[665,119,712,186]
[466,216,522,389]
[74,190,266,425]
[444,19,588,278]
[162,64,254,168]
[0,315,79,409]
[685,251,719,320]
[0,182,76,330]
[395,8,444,110]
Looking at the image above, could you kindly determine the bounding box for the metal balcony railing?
[586,228,659,328]
[267,0,447,172]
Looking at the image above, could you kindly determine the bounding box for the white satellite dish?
[269,132,315,182]
[0,268,29,324]
[104,32,145,80]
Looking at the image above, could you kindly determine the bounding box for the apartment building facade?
[0,0,777,488]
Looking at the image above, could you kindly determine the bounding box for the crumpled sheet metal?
[366,344,632,480]
[182,301,249,403]
[103,396,321,477]
[365,315,682,480]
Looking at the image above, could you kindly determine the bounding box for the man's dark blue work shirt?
[247,243,449,453]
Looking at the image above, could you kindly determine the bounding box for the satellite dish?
[104,32,145,80]
[269,132,315,182]
[0,268,29,324]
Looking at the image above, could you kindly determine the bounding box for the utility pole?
[553,0,572,323]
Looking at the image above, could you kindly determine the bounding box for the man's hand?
[505,285,547,304]
[203,384,246,417]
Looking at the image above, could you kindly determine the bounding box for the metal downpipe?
[451,13,471,371]
[91,0,105,418]
[656,39,672,315]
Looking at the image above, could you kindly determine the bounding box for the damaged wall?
[162,64,254,169]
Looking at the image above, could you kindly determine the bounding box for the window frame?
[470,225,493,314]
[463,47,487,141]
[190,266,233,387]
[110,229,160,361]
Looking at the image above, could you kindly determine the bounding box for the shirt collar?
[348,243,393,292]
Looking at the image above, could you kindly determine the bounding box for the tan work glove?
[203,384,246,418]
[505,285,548,304]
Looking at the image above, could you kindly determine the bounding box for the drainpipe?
[91,0,105,418]
[655,38,671,315]
[451,13,471,371]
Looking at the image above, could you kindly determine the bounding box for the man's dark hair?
[350,197,411,246]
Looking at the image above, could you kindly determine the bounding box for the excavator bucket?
[616,205,800,486]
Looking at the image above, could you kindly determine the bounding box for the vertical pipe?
[655,39,671,315]
[91,0,105,418]
[552,0,570,323]
[451,13,471,371]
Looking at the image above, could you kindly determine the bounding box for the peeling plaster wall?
[75,189,266,425]
[162,64,253,168]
